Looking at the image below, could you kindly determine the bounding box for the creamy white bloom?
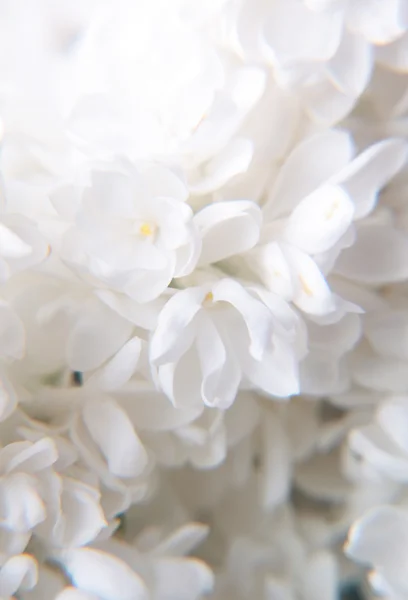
[53,162,200,303]
[247,131,408,319]
[150,278,306,408]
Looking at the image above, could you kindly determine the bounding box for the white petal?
[2,214,50,271]
[56,588,99,600]
[85,170,135,217]
[247,242,294,301]
[282,245,335,316]
[0,554,38,597]
[53,479,107,548]
[212,279,272,360]
[5,437,58,474]
[0,222,32,258]
[245,337,299,398]
[345,506,408,580]
[265,130,354,220]
[0,302,25,360]
[67,304,133,372]
[150,287,203,364]
[157,350,202,408]
[86,337,142,391]
[347,0,408,44]
[336,224,408,284]
[118,384,203,432]
[195,200,262,265]
[141,162,188,203]
[348,424,408,481]
[377,401,408,455]
[284,185,354,254]
[332,139,408,219]
[189,138,253,195]
[196,316,229,408]
[263,0,342,65]
[150,523,209,557]
[0,373,18,422]
[328,31,372,97]
[0,473,46,532]
[152,557,213,600]
[95,289,162,330]
[301,74,357,125]
[307,313,362,357]
[82,397,148,479]
[61,548,148,600]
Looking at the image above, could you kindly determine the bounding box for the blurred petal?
[83,397,148,479]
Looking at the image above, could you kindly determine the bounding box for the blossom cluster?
[0,0,407,598]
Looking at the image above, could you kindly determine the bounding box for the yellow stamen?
[325,200,339,220]
[140,222,154,237]
[203,291,214,305]
[299,275,313,297]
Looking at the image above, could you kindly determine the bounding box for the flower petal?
[67,303,133,372]
[281,245,335,316]
[82,397,148,479]
[195,200,262,265]
[150,287,204,364]
[284,185,354,255]
[332,139,408,219]
[347,0,408,44]
[245,337,299,398]
[212,279,272,361]
[265,130,354,220]
[152,557,214,600]
[336,224,408,284]
[86,336,143,391]
[0,554,38,597]
[345,505,408,586]
[60,548,148,600]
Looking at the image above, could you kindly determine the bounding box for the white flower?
[247,131,408,319]
[54,162,200,303]
[150,278,306,408]
[0,435,106,558]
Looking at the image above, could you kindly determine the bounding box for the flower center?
[139,222,156,238]
[299,275,313,297]
[203,291,214,306]
[324,199,340,220]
